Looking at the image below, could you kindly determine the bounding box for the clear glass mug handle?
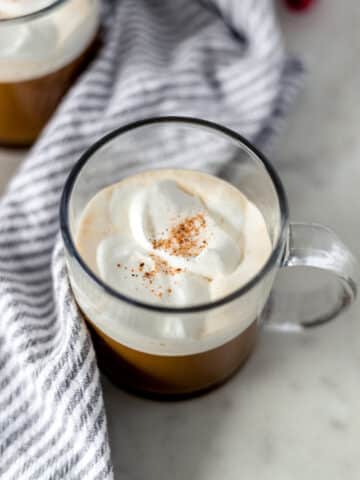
[265,222,359,331]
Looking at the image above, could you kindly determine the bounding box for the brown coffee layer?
[85,314,257,398]
[0,33,100,147]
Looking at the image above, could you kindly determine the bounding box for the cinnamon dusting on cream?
[151,213,207,258]
[116,213,214,298]
[116,254,185,299]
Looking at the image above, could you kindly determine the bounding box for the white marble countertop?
[1,1,359,479]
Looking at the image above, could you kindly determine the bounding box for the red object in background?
[285,0,315,11]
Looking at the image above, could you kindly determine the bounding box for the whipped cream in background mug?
[0,0,99,81]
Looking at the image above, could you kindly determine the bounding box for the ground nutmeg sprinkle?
[116,212,209,299]
[151,212,208,257]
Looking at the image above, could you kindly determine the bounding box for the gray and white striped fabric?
[0,0,303,478]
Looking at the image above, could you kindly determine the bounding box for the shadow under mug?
[60,117,359,398]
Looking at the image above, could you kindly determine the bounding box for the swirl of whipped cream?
[96,180,243,306]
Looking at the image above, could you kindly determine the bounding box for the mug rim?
[0,0,69,24]
[60,116,289,314]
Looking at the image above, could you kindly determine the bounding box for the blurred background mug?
[60,118,359,398]
[0,0,100,146]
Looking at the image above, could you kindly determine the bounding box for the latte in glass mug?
[61,118,359,399]
[73,169,272,396]
[0,0,100,146]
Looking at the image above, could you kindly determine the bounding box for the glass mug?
[0,0,100,146]
[60,117,359,398]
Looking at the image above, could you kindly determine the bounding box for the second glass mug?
[60,117,359,398]
[0,0,100,146]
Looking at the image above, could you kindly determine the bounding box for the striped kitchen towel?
[0,0,303,478]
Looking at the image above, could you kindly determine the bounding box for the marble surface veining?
[1,1,359,479]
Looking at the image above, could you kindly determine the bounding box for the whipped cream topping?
[76,170,272,307]
[0,0,99,82]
